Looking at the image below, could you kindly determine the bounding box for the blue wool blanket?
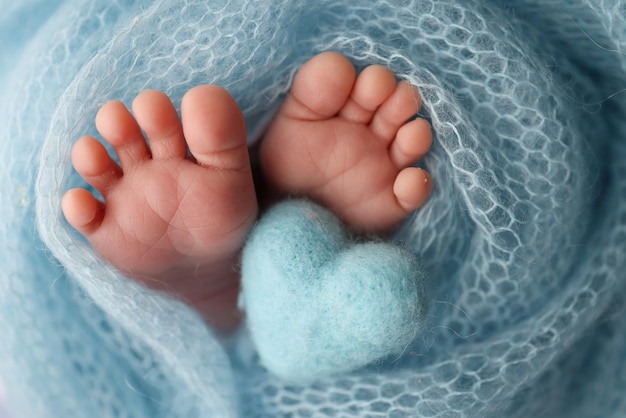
[2,0,626,416]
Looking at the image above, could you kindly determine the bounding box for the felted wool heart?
[240,199,428,381]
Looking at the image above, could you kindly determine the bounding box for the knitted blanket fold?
[1,0,625,416]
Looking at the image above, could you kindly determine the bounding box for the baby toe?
[393,167,432,213]
[62,188,104,235]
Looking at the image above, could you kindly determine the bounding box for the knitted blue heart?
[240,200,428,381]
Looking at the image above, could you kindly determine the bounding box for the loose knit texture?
[1,0,626,417]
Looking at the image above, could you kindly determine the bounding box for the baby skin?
[62,52,433,330]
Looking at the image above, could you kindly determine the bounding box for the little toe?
[339,64,397,124]
[370,81,422,142]
[132,90,187,160]
[390,118,433,168]
[181,85,249,171]
[281,52,357,121]
[62,188,104,235]
[95,99,150,168]
[71,135,122,196]
[393,167,432,213]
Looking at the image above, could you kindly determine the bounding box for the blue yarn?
[240,200,426,381]
[2,0,626,417]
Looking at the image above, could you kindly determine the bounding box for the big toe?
[281,52,357,120]
[181,85,249,171]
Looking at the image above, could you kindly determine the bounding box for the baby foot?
[62,86,257,330]
[260,52,432,232]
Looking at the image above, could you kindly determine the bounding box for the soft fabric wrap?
[1,0,626,416]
